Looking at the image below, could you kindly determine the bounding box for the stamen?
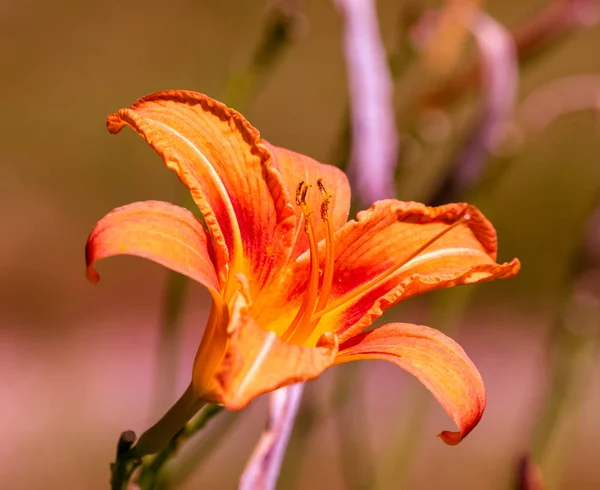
[310,213,471,323]
[289,179,337,345]
[300,183,310,205]
[314,180,335,313]
[295,181,305,205]
[282,186,321,342]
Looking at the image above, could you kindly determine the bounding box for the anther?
[296,181,306,206]
[317,178,331,221]
[317,178,326,194]
[300,184,310,205]
[320,199,330,221]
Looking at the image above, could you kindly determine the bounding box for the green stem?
[138,404,224,490]
[155,409,240,489]
[111,431,141,490]
[133,384,205,458]
[222,6,303,111]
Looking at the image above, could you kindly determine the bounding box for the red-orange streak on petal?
[264,142,351,264]
[335,322,486,445]
[106,91,296,294]
[204,292,338,410]
[292,200,520,344]
[252,142,351,324]
[86,200,220,298]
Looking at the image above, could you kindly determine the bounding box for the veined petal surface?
[205,293,338,410]
[303,200,520,343]
[86,200,220,298]
[335,322,486,445]
[107,91,296,293]
[265,142,351,263]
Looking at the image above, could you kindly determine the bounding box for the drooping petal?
[335,322,486,445]
[264,142,351,262]
[107,91,296,293]
[201,291,338,410]
[300,200,520,344]
[86,200,220,298]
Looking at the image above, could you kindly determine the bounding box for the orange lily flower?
[86,90,519,455]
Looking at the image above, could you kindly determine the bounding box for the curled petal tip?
[86,267,100,285]
[335,323,485,446]
[437,430,465,446]
[503,257,522,278]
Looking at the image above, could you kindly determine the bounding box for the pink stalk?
[238,383,304,490]
[335,0,398,204]
[454,7,518,190]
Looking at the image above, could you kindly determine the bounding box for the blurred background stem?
[333,364,376,490]
[530,291,598,490]
[373,286,477,490]
[528,197,600,490]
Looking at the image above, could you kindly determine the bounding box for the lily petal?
[335,322,486,445]
[307,200,520,343]
[85,200,220,298]
[107,91,296,293]
[265,142,351,263]
[206,292,338,410]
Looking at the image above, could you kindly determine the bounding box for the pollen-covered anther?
[300,183,310,206]
[317,178,331,221]
[320,199,329,221]
[295,181,306,206]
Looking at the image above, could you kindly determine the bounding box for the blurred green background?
[2,0,600,489]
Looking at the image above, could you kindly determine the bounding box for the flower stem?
[133,383,205,458]
[157,409,240,489]
[110,431,141,490]
[137,404,224,490]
